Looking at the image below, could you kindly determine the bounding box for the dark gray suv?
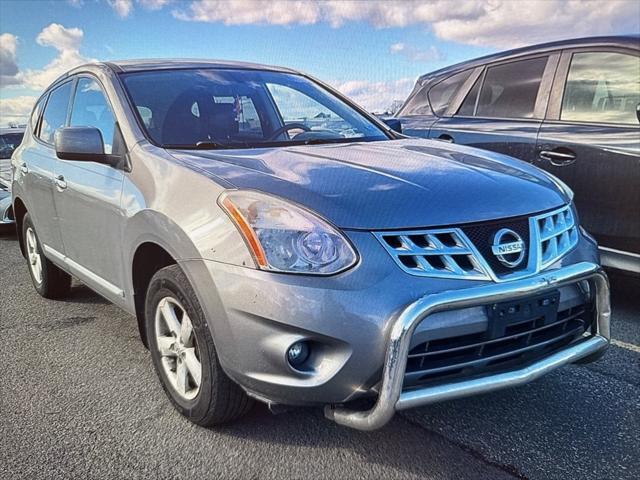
[396,35,639,275]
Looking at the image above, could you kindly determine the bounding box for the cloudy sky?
[1,0,638,125]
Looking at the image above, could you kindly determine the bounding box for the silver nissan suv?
[11,60,610,431]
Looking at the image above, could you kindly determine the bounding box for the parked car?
[395,35,640,275]
[12,60,609,431]
[0,127,24,229]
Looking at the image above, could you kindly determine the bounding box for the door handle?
[438,134,454,143]
[54,175,67,191]
[539,149,576,167]
[20,163,28,174]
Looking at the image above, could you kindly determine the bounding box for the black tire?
[22,212,71,299]
[145,264,253,426]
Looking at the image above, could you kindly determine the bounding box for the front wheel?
[145,264,253,426]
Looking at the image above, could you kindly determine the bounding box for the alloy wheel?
[25,227,43,284]
[154,297,202,400]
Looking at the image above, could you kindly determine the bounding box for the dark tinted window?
[561,52,640,125]
[476,57,548,119]
[400,70,471,116]
[427,70,472,116]
[457,73,482,116]
[39,82,73,144]
[0,132,24,159]
[70,77,116,153]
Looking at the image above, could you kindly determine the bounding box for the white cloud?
[138,0,173,10]
[0,33,22,86]
[67,0,84,7]
[108,0,134,18]
[389,42,445,63]
[21,24,94,91]
[0,95,36,126]
[173,0,639,48]
[173,0,321,25]
[332,78,415,114]
[433,0,640,48]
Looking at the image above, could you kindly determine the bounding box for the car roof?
[417,34,640,84]
[102,59,300,75]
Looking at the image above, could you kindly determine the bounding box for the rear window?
[400,70,471,116]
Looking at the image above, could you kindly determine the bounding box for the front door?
[53,76,126,300]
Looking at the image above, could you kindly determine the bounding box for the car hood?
[168,139,568,230]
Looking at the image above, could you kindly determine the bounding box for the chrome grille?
[374,229,490,280]
[535,206,579,269]
[375,204,578,281]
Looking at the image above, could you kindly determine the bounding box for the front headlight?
[219,190,357,275]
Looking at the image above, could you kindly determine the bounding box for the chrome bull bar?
[324,262,610,431]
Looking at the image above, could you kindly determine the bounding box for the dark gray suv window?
[474,57,548,119]
[70,77,116,153]
[561,52,640,125]
[401,70,471,116]
[39,82,73,144]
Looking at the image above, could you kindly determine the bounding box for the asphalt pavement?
[1,232,638,480]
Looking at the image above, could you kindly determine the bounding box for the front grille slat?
[407,308,586,359]
[404,302,595,390]
[375,204,579,281]
[405,325,584,381]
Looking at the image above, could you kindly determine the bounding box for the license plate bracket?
[486,290,560,339]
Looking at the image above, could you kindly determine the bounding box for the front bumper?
[324,261,610,431]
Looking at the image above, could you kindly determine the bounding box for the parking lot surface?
[1,232,638,480]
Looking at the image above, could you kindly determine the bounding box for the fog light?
[287,341,310,367]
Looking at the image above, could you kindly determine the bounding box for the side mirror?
[381,117,403,133]
[54,127,121,167]
[636,102,640,124]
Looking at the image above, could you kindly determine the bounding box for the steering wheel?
[266,123,311,141]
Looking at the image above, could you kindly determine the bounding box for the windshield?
[0,132,24,159]
[120,68,388,149]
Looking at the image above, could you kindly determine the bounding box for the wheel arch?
[131,241,177,348]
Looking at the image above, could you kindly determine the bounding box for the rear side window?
[400,70,471,116]
[475,57,548,119]
[427,70,472,116]
[39,82,73,144]
[561,52,640,125]
[70,77,116,153]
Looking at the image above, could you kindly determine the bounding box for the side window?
[427,70,472,116]
[70,77,116,154]
[561,52,640,125]
[39,82,73,144]
[475,57,548,119]
[30,95,47,135]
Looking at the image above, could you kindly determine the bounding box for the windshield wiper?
[162,140,248,150]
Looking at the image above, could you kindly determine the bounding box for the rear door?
[429,54,559,163]
[536,48,640,255]
[53,75,127,300]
